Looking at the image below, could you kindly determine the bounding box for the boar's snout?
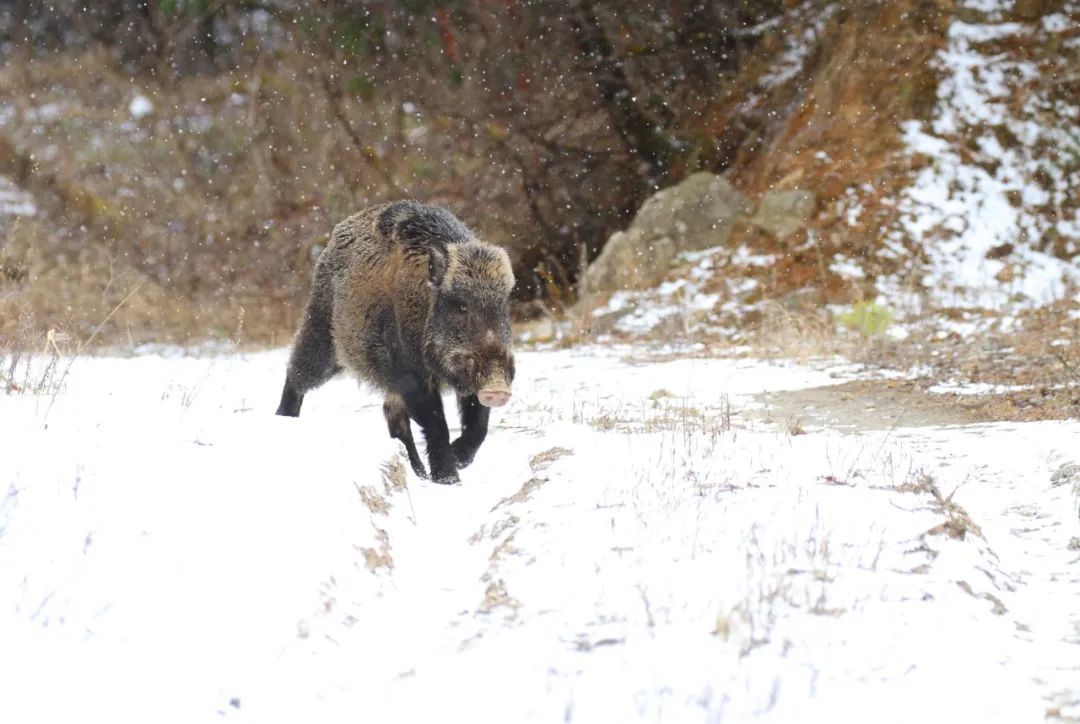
[472,329,514,407]
[478,388,511,407]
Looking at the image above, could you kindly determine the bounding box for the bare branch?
[320,73,408,197]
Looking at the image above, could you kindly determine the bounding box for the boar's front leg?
[450,393,489,470]
[394,373,459,484]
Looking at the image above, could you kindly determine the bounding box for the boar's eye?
[445,296,467,315]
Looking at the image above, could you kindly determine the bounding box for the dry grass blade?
[40,283,142,424]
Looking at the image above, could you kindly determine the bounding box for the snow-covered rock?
[579,172,750,298]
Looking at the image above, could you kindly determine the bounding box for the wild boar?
[276,201,516,484]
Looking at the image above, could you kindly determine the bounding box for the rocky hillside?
[564,0,1077,405]
[0,0,1077,361]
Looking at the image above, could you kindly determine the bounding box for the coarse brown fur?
[276,201,516,484]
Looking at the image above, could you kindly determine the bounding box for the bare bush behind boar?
[276,201,516,484]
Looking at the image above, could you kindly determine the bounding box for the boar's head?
[425,241,516,407]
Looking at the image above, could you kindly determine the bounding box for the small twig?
[1045,342,1079,383]
[636,583,656,628]
[157,0,230,62]
[403,475,418,526]
[515,126,615,158]
[41,284,142,425]
[320,73,407,196]
[76,284,143,356]
[441,111,560,239]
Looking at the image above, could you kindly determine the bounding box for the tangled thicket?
[1,0,784,311]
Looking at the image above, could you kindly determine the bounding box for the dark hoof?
[450,438,476,470]
[431,469,461,485]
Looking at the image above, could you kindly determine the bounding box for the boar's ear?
[427,245,448,288]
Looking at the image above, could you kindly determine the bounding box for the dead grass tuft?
[752,301,840,360]
[380,456,408,494]
[491,477,546,511]
[529,446,573,473]
[356,485,390,516]
[714,522,844,655]
[361,529,393,572]
[0,306,64,395]
[785,415,807,436]
[904,473,983,542]
[956,580,1007,615]
[478,579,520,613]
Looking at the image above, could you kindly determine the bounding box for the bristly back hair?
[377,200,474,254]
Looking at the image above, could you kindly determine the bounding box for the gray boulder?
[750,189,816,239]
[579,172,750,297]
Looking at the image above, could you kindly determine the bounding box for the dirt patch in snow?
[752,379,987,430]
[755,374,1079,430]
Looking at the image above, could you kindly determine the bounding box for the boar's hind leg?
[276,286,339,417]
[394,374,459,484]
[450,394,489,470]
[384,393,427,478]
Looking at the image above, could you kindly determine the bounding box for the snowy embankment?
[1,348,1078,722]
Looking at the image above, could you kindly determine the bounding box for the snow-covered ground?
[1,347,1078,723]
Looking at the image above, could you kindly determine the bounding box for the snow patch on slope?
[889,2,1080,312]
